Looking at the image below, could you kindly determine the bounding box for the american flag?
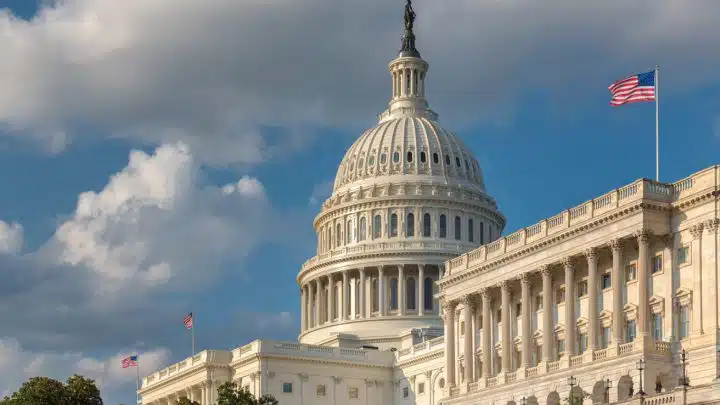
[121,355,138,368]
[609,70,656,106]
[184,312,193,330]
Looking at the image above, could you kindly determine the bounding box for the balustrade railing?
[569,355,583,367]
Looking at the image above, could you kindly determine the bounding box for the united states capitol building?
[138,3,720,405]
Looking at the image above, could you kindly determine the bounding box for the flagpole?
[655,64,660,181]
[136,359,140,405]
[192,315,195,357]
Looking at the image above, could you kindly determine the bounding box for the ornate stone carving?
[562,256,574,269]
[425,370,433,380]
[410,375,416,384]
[635,228,652,244]
[480,288,491,303]
[584,247,597,260]
[518,273,530,285]
[298,373,309,382]
[461,294,476,309]
[539,265,551,278]
[609,238,622,252]
[499,280,510,292]
[690,223,704,239]
[332,376,342,384]
[705,218,720,234]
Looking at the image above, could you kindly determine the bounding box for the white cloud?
[308,180,333,206]
[1,1,719,164]
[0,338,169,398]
[0,221,23,255]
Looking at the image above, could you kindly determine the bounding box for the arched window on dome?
[346,220,353,244]
[371,278,378,313]
[454,216,461,240]
[390,214,398,238]
[423,213,431,237]
[456,157,461,168]
[373,215,382,239]
[406,213,415,237]
[327,227,332,250]
[390,277,398,310]
[424,277,434,311]
[407,277,416,311]
[468,218,475,243]
[380,153,387,164]
[407,151,413,163]
[336,223,342,246]
[393,151,400,163]
[439,215,447,238]
[359,217,367,241]
[465,160,470,173]
[420,151,427,163]
[445,155,451,166]
[433,153,439,164]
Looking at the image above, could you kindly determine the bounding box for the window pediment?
[649,295,665,315]
[674,288,693,308]
[599,310,613,327]
[623,303,638,321]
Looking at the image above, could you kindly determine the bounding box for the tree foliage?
[0,374,103,405]
[175,397,201,405]
[216,382,278,405]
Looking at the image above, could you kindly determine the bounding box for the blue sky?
[0,0,719,404]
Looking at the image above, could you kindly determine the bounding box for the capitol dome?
[297,3,505,347]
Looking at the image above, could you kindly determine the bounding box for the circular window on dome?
[381,153,387,164]
[445,155,450,165]
[456,157,461,168]
[420,151,427,163]
[407,151,413,163]
[433,153,439,164]
[369,155,375,166]
[393,151,400,163]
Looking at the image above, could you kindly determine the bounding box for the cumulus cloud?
[308,180,334,206]
[0,221,23,254]
[1,1,719,164]
[0,338,169,398]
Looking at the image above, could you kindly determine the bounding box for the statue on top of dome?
[404,0,416,31]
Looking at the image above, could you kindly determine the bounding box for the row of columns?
[145,380,216,405]
[443,229,654,389]
[300,265,438,332]
[393,67,424,98]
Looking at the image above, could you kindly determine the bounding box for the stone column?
[314,280,320,328]
[300,286,307,331]
[636,229,651,337]
[418,264,425,316]
[541,266,553,363]
[342,271,349,321]
[444,299,458,388]
[520,274,532,367]
[690,224,704,334]
[462,295,474,384]
[610,239,624,344]
[564,257,576,356]
[398,265,406,316]
[481,288,492,378]
[328,273,335,323]
[501,281,511,372]
[586,248,598,350]
[378,266,386,316]
[359,268,367,318]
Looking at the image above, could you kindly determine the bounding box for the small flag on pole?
[121,355,138,368]
[184,312,193,330]
[608,70,656,106]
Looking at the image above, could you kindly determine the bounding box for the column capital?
[480,288,491,303]
[499,279,510,292]
[584,247,597,261]
[690,223,705,239]
[378,265,385,273]
[562,256,574,269]
[418,263,425,270]
[609,238,622,252]
[398,264,404,271]
[705,218,720,234]
[539,265,551,278]
[518,272,530,285]
[659,233,674,247]
[635,227,653,243]
[461,294,476,309]
[441,301,457,320]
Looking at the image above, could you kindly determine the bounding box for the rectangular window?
[316,385,326,397]
[626,320,636,342]
[516,302,522,317]
[497,309,502,320]
[625,264,637,282]
[652,314,663,341]
[418,382,425,395]
[557,339,565,358]
[678,246,690,265]
[349,387,359,399]
[536,294,543,310]
[579,333,588,353]
[402,387,409,398]
[651,255,663,274]
[680,306,690,339]
[577,281,588,297]
[602,327,611,348]
[283,383,293,394]
[556,287,565,304]
[602,273,612,289]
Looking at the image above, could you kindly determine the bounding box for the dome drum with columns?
[297,7,505,345]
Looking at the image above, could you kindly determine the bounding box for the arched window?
[454,216,461,240]
[420,151,427,163]
[407,151,413,163]
[424,277,434,310]
[336,223,342,246]
[439,215,447,238]
[480,221,485,244]
[433,153,439,164]
[456,157,461,167]
[371,278,378,313]
[332,284,339,320]
[346,220,353,244]
[445,155,451,165]
[406,213,415,237]
[393,151,400,163]
[373,215,382,238]
[390,278,399,310]
[407,278,416,311]
[468,218,474,242]
[423,213,431,237]
[359,217,367,241]
[390,214,398,237]
[328,227,332,249]
[355,279,360,316]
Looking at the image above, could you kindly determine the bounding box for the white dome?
[333,116,486,194]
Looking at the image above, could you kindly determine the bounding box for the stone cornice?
[232,353,393,370]
[395,348,444,367]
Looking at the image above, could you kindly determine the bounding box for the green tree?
[217,382,278,405]
[175,397,201,405]
[0,374,104,405]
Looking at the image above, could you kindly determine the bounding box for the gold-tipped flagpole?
[655,64,660,181]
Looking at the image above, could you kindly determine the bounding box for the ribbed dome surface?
[333,116,486,193]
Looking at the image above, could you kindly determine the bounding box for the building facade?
[137,4,720,405]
